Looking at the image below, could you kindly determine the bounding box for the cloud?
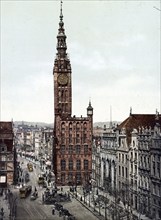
[1,1,160,123]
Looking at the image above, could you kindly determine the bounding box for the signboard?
[0,176,6,183]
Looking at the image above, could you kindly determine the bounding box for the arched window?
[61,122,65,131]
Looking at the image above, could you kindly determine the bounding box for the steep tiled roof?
[117,114,161,145]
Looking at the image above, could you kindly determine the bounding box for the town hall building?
[53,2,93,186]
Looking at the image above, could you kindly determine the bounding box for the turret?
[87,100,93,116]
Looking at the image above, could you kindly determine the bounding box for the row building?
[92,111,161,220]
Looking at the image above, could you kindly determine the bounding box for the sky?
[1,0,160,123]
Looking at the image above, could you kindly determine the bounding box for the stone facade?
[117,113,161,219]
[92,136,101,191]
[150,123,161,220]
[100,130,117,193]
[91,113,161,219]
[138,115,161,220]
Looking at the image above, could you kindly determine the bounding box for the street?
[14,156,100,220]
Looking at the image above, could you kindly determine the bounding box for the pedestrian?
[59,210,62,217]
[42,193,44,202]
[52,208,55,215]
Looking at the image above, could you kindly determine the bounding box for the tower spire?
[60,0,63,21]
[56,0,67,59]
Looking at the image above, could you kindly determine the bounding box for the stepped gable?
[117,114,161,145]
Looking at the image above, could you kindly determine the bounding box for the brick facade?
[53,3,93,186]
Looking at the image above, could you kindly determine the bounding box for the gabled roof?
[0,122,13,139]
[0,122,13,133]
[117,114,161,145]
[118,114,161,130]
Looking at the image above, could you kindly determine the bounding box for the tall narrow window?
[122,154,124,163]
[69,123,72,143]
[60,145,65,154]
[119,166,121,176]
[76,133,80,144]
[61,123,65,144]
[84,145,88,154]
[83,123,87,143]
[76,160,81,170]
[61,160,66,171]
[69,159,73,171]
[76,145,81,154]
[68,173,73,183]
[84,160,88,170]
[122,167,124,177]
[68,145,73,154]
[69,134,72,143]
[157,162,160,178]
[76,123,80,143]
[153,161,155,176]
[125,167,128,178]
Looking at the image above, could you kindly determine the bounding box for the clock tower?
[53,0,72,118]
[53,1,93,186]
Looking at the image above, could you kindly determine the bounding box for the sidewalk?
[0,189,11,219]
[67,187,109,220]
[0,185,19,220]
[69,186,136,220]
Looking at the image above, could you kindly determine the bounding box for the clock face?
[58,74,68,85]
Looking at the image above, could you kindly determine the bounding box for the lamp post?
[83,188,86,204]
[93,194,96,211]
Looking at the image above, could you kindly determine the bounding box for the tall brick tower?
[53,1,93,186]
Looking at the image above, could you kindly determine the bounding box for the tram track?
[16,157,51,220]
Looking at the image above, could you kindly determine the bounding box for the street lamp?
[83,188,86,204]
[93,194,96,211]
[88,191,91,207]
